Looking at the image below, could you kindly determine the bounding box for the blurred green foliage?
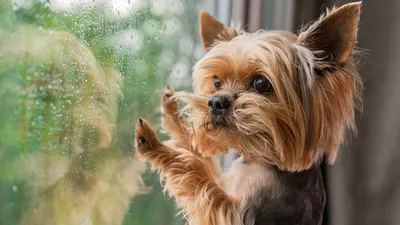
[0,0,200,224]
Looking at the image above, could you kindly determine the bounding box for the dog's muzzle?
[208,96,230,126]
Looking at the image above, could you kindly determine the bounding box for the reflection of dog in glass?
[135,2,362,225]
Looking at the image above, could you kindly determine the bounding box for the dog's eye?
[252,76,273,94]
[214,76,222,89]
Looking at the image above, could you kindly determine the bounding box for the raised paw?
[135,118,161,156]
[161,85,179,115]
[162,85,174,102]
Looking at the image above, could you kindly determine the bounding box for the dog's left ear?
[298,2,361,65]
[199,10,237,51]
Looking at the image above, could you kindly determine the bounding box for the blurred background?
[0,0,398,225]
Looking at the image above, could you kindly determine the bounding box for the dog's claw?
[163,85,174,100]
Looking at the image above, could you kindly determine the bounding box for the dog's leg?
[160,86,222,172]
[135,119,240,225]
[160,85,191,150]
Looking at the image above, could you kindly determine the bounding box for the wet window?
[0,0,207,224]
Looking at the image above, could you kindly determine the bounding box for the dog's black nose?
[208,96,230,115]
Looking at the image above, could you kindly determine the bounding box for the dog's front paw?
[161,85,178,114]
[162,85,174,101]
[135,118,161,157]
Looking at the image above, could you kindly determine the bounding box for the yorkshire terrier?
[135,2,362,225]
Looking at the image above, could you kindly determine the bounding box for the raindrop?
[12,185,18,192]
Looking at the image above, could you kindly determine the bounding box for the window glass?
[0,0,203,224]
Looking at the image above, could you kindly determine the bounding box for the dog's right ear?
[199,11,237,51]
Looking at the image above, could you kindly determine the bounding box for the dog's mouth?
[210,113,229,126]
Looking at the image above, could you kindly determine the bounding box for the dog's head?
[180,2,362,171]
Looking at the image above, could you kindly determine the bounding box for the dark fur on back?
[244,166,326,225]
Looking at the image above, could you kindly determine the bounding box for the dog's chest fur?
[220,157,326,225]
